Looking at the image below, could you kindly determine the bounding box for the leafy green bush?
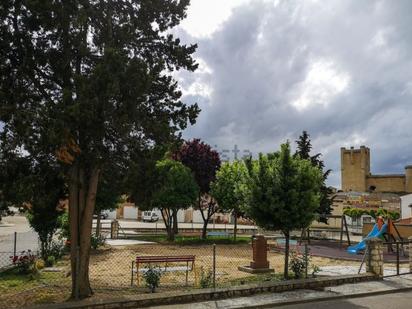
[289,250,307,279]
[311,265,321,277]
[57,212,70,240]
[143,266,162,292]
[199,267,213,288]
[91,234,106,250]
[343,207,400,220]
[45,256,56,267]
[45,240,65,260]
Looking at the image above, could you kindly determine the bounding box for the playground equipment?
[347,217,403,254]
[347,223,387,254]
[299,215,351,247]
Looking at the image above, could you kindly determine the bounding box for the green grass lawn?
[132,234,251,245]
[0,267,70,292]
[0,266,71,307]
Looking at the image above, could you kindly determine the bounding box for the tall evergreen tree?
[0,0,199,298]
[295,131,333,223]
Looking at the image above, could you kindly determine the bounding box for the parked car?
[142,211,159,222]
[93,210,110,220]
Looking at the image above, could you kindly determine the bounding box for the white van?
[142,211,159,222]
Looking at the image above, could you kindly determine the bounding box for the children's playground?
[272,215,410,266]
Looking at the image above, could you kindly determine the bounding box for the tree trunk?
[161,209,175,241]
[69,164,100,299]
[172,210,178,235]
[201,220,208,239]
[95,213,101,237]
[233,213,238,242]
[283,231,290,280]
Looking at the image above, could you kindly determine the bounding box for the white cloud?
[180,0,252,38]
[291,60,350,111]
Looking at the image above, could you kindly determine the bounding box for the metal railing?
[382,240,411,277]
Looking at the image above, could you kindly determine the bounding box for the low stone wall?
[31,274,378,309]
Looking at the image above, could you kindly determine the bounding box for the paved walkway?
[149,275,412,309]
[274,290,412,309]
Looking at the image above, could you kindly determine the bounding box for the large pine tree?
[0,0,199,298]
[295,131,333,222]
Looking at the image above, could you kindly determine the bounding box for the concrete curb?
[27,274,378,309]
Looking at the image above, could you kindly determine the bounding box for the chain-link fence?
[0,240,287,308]
[0,233,363,308]
[0,231,40,271]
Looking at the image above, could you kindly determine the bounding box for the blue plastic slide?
[347,223,387,254]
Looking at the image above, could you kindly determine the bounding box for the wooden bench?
[131,255,196,286]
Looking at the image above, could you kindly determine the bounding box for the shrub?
[35,259,45,270]
[91,234,106,250]
[46,255,56,267]
[45,240,65,260]
[57,212,70,240]
[199,267,213,288]
[311,265,321,278]
[10,250,37,275]
[143,266,162,293]
[289,250,306,279]
[289,248,320,279]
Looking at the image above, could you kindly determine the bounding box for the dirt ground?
[87,243,362,289]
[0,243,366,308]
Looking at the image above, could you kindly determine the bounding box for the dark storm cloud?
[178,0,412,187]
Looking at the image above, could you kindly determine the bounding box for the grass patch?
[132,234,251,245]
[0,267,69,293]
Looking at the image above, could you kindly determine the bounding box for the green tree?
[25,162,66,260]
[0,1,199,298]
[0,150,66,260]
[172,139,221,239]
[211,161,249,241]
[245,143,322,279]
[151,159,199,241]
[295,131,333,223]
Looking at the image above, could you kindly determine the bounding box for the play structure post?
[409,237,412,273]
[366,238,383,278]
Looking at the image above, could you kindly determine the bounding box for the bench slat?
[136,255,195,263]
[133,266,191,273]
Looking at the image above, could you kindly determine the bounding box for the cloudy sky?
[174,0,412,188]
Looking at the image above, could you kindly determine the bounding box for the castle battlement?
[341,146,412,193]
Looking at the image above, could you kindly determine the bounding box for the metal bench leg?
[186,261,189,286]
[136,263,140,286]
[193,261,197,286]
[131,261,134,286]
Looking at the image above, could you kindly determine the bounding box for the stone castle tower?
[341,146,412,193]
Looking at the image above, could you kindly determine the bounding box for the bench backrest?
[136,255,195,263]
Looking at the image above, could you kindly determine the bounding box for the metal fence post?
[304,244,308,279]
[396,242,400,275]
[13,232,17,257]
[213,244,216,289]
